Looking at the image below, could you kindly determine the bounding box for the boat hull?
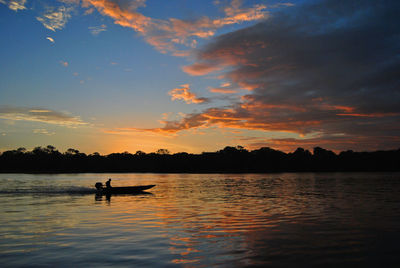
[97,185,155,194]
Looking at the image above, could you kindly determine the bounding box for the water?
[1,173,400,267]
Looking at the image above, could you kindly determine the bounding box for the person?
[105,178,112,188]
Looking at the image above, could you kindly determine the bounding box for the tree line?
[0,145,399,173]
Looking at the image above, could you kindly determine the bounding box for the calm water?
[1,173,400,267]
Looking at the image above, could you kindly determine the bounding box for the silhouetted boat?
[95,183,155,194]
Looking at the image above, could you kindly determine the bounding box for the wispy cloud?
[82,0,151,33]
[4,0,277,56]
[168,84,208,104]
[209,82,238,94]
[84,7,95,15]
[213,0,267,27]
[33,129,56,136]
[182,63,223,76]
[46,36,55,43]
[59,0,80,4]
[209,88,238,94]
[36,6,73,31]
[0,107,87,127]
[1,0,27,11]
[88,24,107,35]
[82,0,270,54]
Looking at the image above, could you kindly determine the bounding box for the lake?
[1,173,400,267]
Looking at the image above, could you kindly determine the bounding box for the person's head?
[108,178,111,181]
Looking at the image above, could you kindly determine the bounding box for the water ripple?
[1,173,400,267]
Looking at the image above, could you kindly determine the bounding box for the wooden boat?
[95,183,155,194]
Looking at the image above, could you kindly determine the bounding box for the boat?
[95,182,155,194]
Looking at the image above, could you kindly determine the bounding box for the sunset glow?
[1,0,399,154]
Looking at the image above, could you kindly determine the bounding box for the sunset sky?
[1,0,399,154]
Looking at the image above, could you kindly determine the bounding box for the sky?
[0,0,399,154]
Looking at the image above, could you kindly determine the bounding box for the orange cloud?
[332,105,355,113]
[337,112,400,118]
[82,0,269,54]
[209,81,239,93]
[82,0,151,33]
[60,60,68,67]
[182,63,222,76]
[237,81,260,90]
[144,107,321,135]
[168,84,208,104]
[209,88,238,94]
[182,40,269,79]
[316,103,399,118]
[214,2,268,27]
[318,103,355,113]
[240,102,306,112]
[220,82,231,87]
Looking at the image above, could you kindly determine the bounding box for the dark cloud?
[161,0,400,150]
[239,134,400,153]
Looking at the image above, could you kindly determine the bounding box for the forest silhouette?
[0,145,399,173]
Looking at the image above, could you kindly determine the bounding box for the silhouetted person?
[106,178,112,188]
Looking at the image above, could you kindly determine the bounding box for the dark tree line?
[0,145,399,173]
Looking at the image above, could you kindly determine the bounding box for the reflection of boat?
[95,183,155,194]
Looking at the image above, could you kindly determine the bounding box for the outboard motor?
[95,182,103,190]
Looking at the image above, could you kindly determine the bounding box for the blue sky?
[1,0,399,154]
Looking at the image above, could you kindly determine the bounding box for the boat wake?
[0,186,96,195]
